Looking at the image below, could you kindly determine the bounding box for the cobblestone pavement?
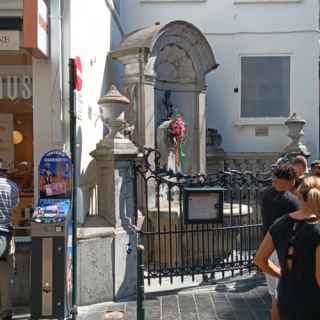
[77,272,271,320]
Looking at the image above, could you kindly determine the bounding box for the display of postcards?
[45,182,67,196]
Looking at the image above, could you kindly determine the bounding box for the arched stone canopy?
[112,20,218,174]
[118,20,218,86]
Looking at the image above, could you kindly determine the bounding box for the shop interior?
[0,53,33,235]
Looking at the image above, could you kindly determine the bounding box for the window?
[241,56,290,118]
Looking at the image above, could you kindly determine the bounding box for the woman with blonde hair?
[254,176,320,320]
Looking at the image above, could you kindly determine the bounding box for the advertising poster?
[66,221,73,310]
[39,149,72,198]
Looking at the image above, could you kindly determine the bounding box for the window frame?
[235,53,292,126]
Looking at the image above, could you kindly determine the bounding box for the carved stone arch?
[145,20,217,87]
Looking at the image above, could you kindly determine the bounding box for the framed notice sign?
[184,187,224,224]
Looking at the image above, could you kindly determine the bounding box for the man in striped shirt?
[0,163,19,320]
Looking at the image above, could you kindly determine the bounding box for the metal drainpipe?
[69,58,78,316]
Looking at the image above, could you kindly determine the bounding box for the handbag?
[0,225,12,260]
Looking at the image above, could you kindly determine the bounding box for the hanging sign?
[23,0,49,58]
[0,31,20,51]
[39,150,72,199]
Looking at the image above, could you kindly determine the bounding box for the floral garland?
[169,114,187,172]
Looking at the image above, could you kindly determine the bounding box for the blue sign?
[39,149,72,199]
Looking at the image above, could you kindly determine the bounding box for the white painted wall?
[121,0,319,158]
[69,0,123,222]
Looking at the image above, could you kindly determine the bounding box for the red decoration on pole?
[74,56,83,92]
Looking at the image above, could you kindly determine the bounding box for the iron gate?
[134,148,272,285]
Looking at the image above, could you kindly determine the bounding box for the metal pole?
[137,244,145,320]
[69,58,78,317]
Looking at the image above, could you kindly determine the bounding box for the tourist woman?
[254,176,320,320]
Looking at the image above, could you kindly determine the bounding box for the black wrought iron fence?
[134,148,272,285]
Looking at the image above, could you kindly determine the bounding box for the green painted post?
[69,58,78,318]
[137,244,145,320]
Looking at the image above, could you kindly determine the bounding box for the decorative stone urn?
[94,84,138,155]
[284,113,310,158]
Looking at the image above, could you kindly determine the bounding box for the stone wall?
[77,227,114,306]
[207,152,279,174]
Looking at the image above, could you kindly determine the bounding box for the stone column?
[197,89,207,174]
[90,137,139,300]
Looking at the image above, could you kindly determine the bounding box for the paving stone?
[84,311,105,320]
[194,293,217,320]
[124,302,136,320]
[241,291,267,311]
[211,292,237,320]
[144,298,161,320]
[162,295,180,320]
[107,304,125,312]
[250,309,270,320]
[255,286,272,306]
[178,294,198,320]
[228,293,246,308]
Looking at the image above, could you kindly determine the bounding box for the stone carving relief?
[155,44,196,83]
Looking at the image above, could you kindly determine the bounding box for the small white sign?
[188,193,220,221]
[0,31,20,51]
[37,0,49,56]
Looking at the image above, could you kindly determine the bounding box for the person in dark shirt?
[255,176,320,320]
[259,165,299,320]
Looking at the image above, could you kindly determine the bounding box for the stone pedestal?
[89,135,139,301]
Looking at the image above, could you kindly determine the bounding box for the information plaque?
[184,187,224,224]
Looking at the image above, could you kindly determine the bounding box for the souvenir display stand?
[31,150,73,320]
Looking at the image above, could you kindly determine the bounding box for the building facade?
[121,0,319,159]
[0,0,124,307]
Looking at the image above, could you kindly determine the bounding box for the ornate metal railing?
[134,148,272,285]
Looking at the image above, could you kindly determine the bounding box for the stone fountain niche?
[110,22,219,267]
[111,20,218,175]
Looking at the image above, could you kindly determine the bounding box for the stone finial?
[98,84,130,105]
[92,84,138,157]
[283,113,310,158]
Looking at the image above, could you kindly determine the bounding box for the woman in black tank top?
[254,177,320,320]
